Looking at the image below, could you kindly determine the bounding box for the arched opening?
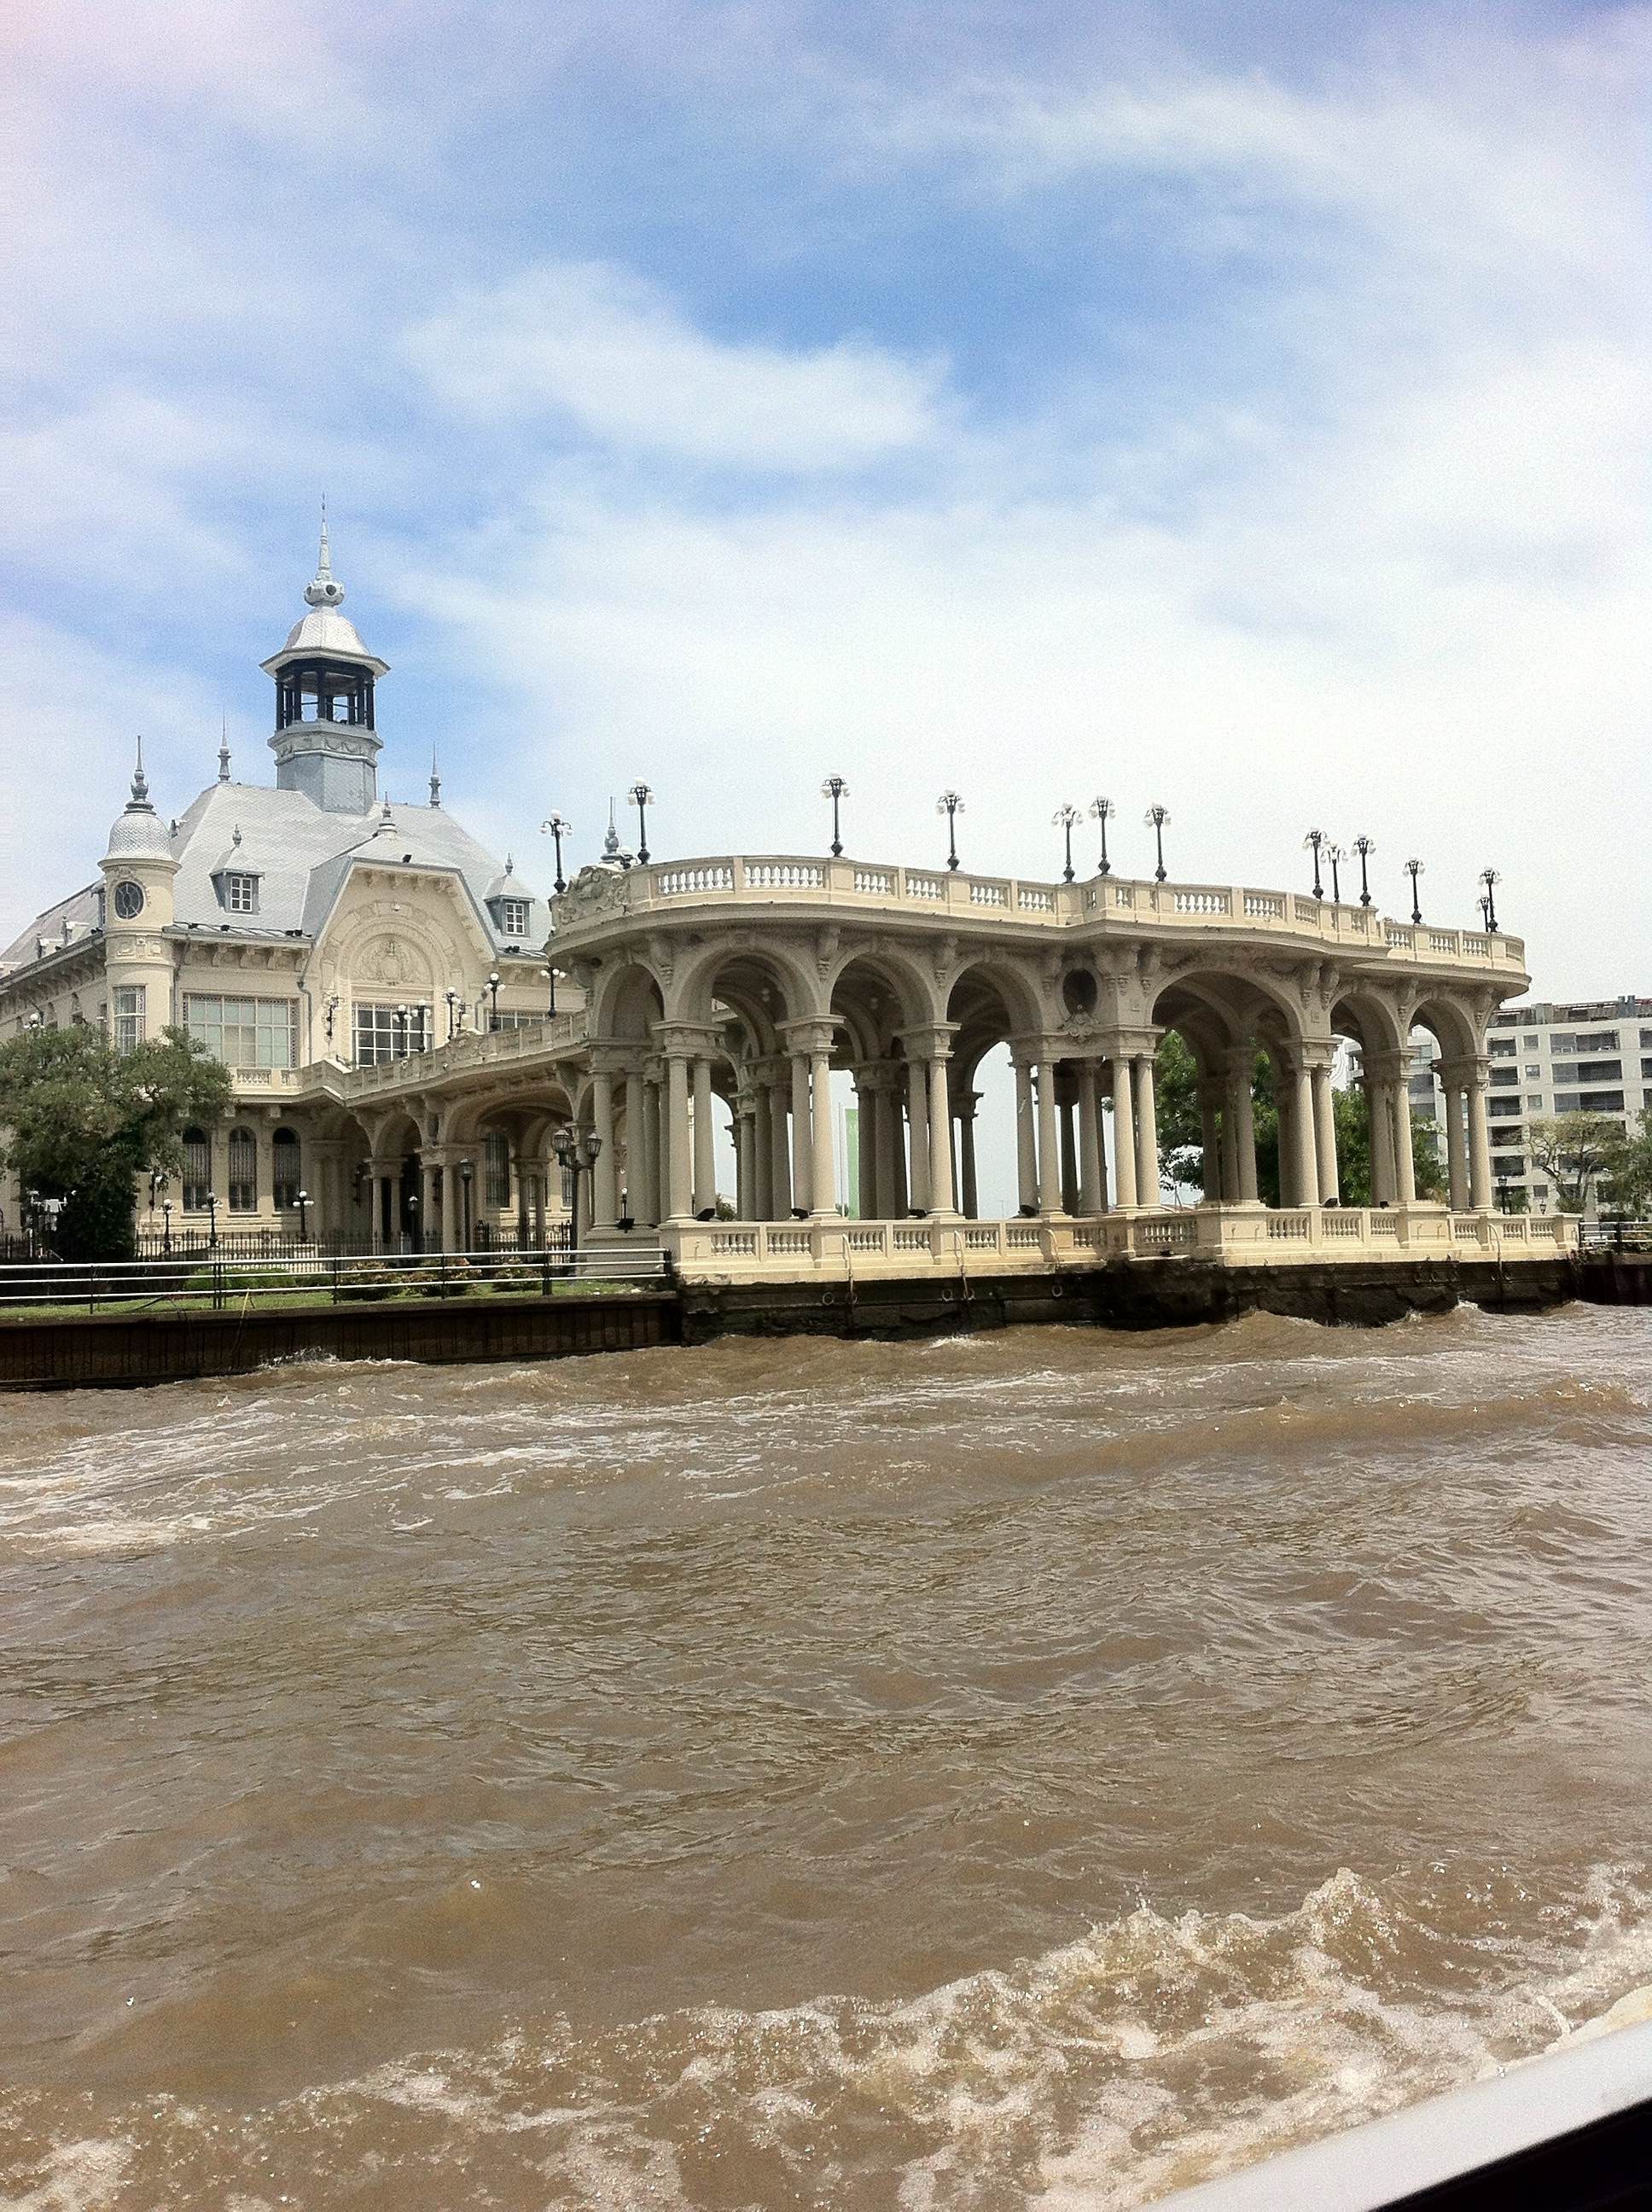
[831,953,933,1219]
[227,1126,258,1214]
[182,1126,212,1214]
[946,963,1043,1218]
[271,1126,301,1212]
[1149,970,1310,1210]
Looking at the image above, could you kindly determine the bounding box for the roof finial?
[131,736,149,806]
[603,799,620,858]
[305,498,345,609]
[429,745,442,807]
[218,712,231,783]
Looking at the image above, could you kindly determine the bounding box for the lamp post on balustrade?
[1353,835,1376,907]
[937,789,963,870]
[1405,859,1425,926]
[1480,868,1501,934]
[539,812,571,894]
[1090,795,1115,876]
[1326,842,1345,905]
[1145,804,1171,883]
[1304,828,1326,900]
[486,970,501,1029]
[445,988,458,1040]
[628,783,653,864]
[822,776,849,858]
[394,1004,409,1058]
[541,963,557,1018]
[1053,803,1079,883]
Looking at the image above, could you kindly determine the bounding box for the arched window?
[182,1127,212,1213]
[272,1128,301,1210]
[484,1131,511,1208]
[228,1126,258,1212]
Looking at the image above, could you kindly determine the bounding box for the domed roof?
[259,516,389,678]
[104,744,176,865]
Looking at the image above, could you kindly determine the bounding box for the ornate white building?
[1,534,1575,1276]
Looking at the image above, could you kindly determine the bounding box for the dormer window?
[225,873,259,914]
[499,898,529,938]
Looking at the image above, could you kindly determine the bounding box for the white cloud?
[404,261,949,470]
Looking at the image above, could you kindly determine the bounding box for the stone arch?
[588,958,666,1043]
[667,939,820,1034]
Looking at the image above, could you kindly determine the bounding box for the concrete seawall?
[0,1292,682,1392]
[4,1253,1643,1392]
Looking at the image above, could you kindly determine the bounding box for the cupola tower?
[260,517,389,815]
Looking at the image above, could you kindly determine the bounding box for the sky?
[2,0,1649,999]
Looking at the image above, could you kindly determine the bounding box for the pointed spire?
[218,712,231,783]
[429,745,442,807]
[304,498,346,608]
[603,799,620,858]
[130,736,150,806]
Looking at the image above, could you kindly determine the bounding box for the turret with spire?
[259,511,389,815]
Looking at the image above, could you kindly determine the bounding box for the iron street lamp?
[822,776,849,859]
[445,988,458,1039]
[1353,835,1376,907]
[161,1197,172,1256]
[541,963,557,1017]
[1053,803,1079,883]
[296,1187,311,1242]
[628,783,654,864]
[1144,804,1171,883]
[1304,828,1326,900]
[539,812,571,894]
[394,1003,409,1057]
[1480,868,1501,934]
[552,1126,603,1256]
[324,992,340,1046]
[936,789,963,870]
[1405,859,1425,926]
[458,1159,474,1251]
[205,1190,218,1249]
[407,1190,422,1255]
[1326,842,1345,905]
[1089,795,1115,876]
[487,970,501,1029]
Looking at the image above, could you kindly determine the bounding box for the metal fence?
[0,1243,667,1313]
[1580,1220,1652,1253]
[130,1224,575,1261]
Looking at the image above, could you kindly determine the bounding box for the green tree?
[1602,1107,1652,1219]
[1527,1111,1620,1214]
[0,1025,232,1260]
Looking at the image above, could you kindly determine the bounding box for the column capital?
[1437,1054,1490,1088]
[1363,1048,1411,1084]
[1224,1041,1258,1078]
[778,1016,841,1056]
[652,1020,724,1058]
[895,1021,960,1060]
[587,1039,644,1078]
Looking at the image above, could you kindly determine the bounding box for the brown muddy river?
[3,1306,1651,2209]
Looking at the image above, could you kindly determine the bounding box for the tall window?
[272,1128,301,1209]
[184,995,298,1069]
[228,1126,258,1212]
[182,1127,212,1212]
[353,1002,431,1065]
[113,985,145,1053]
[484,1132,511,1208]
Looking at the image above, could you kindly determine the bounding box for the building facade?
[1,538,1578,1277]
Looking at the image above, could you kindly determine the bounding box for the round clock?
[112,880,145,920]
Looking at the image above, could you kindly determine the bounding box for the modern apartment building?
[1410,997,1652,1210]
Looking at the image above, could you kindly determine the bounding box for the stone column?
[439,1152,459,1253]
[1036,1058,1062,1214]
[811,1042,837,1218]
[590,1067,619,1227]
[1444,1080,1469,1213]
[692,1057,717,1216]
[1394,1076,1417,1205]
[1109,1056,1138,1208]
[1462,1059,1493,1210]
[957,1092,980,1219]
[1289,1055,1318,1208]
[925,1048,954,1215]
[906,1056,930,1212]
[753,1081,775,1220]
[887,1081,908,1217]
[640,1077,662,1225]
[1227,1046,1259,1202]
[1059,1082,1080,1216]
[626,1069,648,1221]
[422,1155,441,1249]
[770,1074,794,1216]
[790,1051,813,1214]
[735,1097,755,1220]
[531,1167,546,1245]
[1013,1057,1038,1214]
[1311,1060,1338,1205]
[1133,1053,1160,1211]
[666,1051,693,1222]
[1197,1081,1223,1202]
[1079,1065,1108,1214]
[854,1076,877,1220]
[1367,1073,1397,1205]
